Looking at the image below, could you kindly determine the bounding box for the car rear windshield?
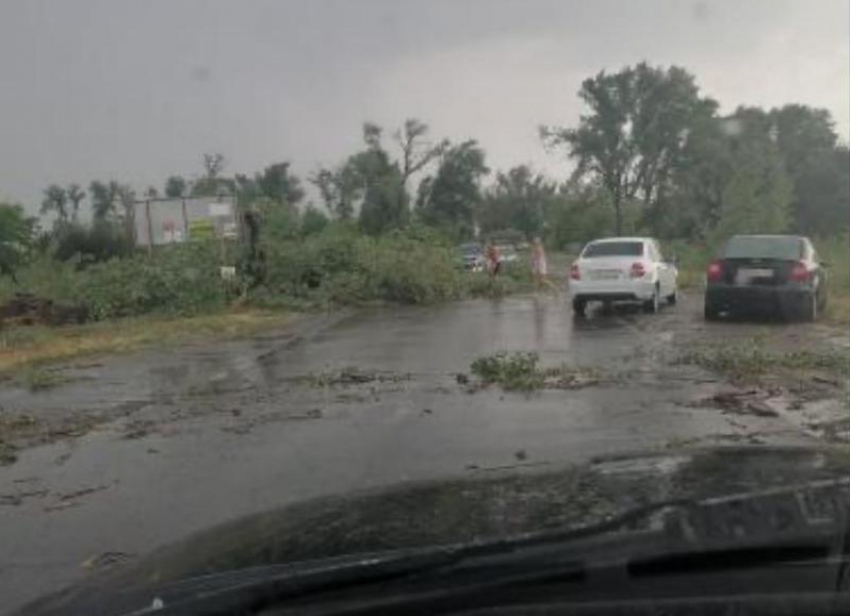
[723,236,803,260]
[582,241,644,258]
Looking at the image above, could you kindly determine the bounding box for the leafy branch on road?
[469,351,602,392]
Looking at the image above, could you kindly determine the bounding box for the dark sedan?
[704,235,828,321]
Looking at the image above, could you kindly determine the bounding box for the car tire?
[572,297,587,317]
[666,289,678,306]
[799,292,817,322]
[643,286,660,314]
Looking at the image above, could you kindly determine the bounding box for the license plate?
[736,268,774,285]
[591,270,620,280]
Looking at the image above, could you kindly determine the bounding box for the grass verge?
[0,309,289,377]
[680,337,849,383]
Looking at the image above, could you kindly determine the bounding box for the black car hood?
[16,445,850,615]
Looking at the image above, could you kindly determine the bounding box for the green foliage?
[471,351,544,391]
[256,162,305,205]
[310,166,359,221]
[681,338,849,382]
[52,221,133,264]
[260,225,464,306]
[76,242,228,319]
[417,140,489,238]
[546,184,615,249]
[543,63,712,235]
[164,176,187,198]
[0,203,35,279]
[479,165,556,238]
[301,205,330,236]
[41,185,69,224]
[88,180,134,223]
[2,243,228,320]
[708,132,792,244]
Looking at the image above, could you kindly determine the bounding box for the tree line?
[2,62,848,277]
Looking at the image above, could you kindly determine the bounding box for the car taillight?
[706,261,723,283]
[570,263,580,280]
[630,262,646,278]
[789,261,810,282]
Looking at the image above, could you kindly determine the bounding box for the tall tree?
[417,140,489,236]
[66,184,86,222]
[709,112,793,242]
[164,175,188,198]
[393,118,448,187]
[203,153,225,178]
[542,63,712,235]
[0,202,35,281]
[192,153,230,197]
[349,124,409,235]
[89,180,118,221]
[40,184,68,223]
[257,162,305,205]
[310,166,359,221]
[769,105,846,234]
[479,165,556,238]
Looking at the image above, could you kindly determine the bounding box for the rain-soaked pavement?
[1,292,847,612]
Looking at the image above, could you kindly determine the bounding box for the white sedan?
[568,237,678,316]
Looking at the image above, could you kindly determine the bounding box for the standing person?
[485,241,501,277]
[531,237,557,294]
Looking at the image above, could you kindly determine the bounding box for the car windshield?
[583,241,645,258]
[1,1,848,614]
[724,236,803,260]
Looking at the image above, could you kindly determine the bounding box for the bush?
[52,222,133,264]
[76,242,228,319]
[1,242,229,320]
[259,225,464,306]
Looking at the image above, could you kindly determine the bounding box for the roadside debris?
[691,389,780,418]
[680,338,849,384]
[296,367,412,388]
[0,292,87,328]
[80,551,135,572]
[469,351,602,392]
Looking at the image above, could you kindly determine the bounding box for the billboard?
[133,197,238,247]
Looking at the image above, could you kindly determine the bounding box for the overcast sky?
[1,0,848,214]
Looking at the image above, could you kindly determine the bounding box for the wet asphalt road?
[0,292,842,612]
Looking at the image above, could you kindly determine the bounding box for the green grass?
[0,309,289,376]
[680,337,849,382]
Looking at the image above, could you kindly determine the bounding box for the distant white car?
[569,237,678,316]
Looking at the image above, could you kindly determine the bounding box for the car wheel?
[643,286,660,314]
[666,289,678,306]
[799,292,817,322]
[572,297,587,317]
